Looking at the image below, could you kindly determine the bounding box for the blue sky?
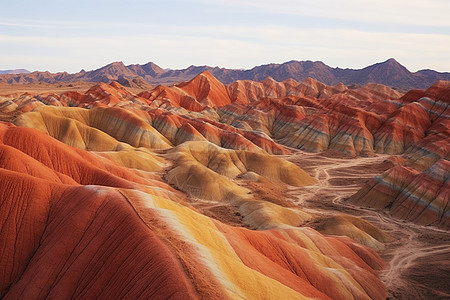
[1,0,449,73]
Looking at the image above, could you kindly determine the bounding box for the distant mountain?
[0,69,30,75]
[1,59,449,89]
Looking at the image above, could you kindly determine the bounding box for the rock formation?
[0,122,387,299]
[1,72,449,299]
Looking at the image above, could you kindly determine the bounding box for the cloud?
[1,23,449,73]
[0,21,52,28]
[201,0,450,29]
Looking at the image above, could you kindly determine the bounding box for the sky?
[1,0,449,73]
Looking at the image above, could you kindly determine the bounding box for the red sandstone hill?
[1,72,449,299]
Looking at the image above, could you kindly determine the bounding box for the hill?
[1,73,449,299]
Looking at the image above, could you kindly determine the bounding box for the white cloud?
[0,21,51,28]
[202,0,450,28]
[0,24,449,73]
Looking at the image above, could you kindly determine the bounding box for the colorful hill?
[0,122,387,299]
[1,72,449,299]
[348,81,450,229]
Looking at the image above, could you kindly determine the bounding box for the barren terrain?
[283,150,450,299]
[186,146,450,299]
[1,76,448,299]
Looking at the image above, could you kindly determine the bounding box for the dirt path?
[282,150,450,299]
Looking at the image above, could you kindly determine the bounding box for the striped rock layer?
[1,73,449,298]
[348,81,450,229]
[0,123,386,299]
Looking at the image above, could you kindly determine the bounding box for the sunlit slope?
[14,106,172,150]
[166,141,316,229]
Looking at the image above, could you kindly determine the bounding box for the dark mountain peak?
[183,65,210,75]
[353,58,416,87]
[109,61,126,67]
[186,65,203,70]
[109,61,132,71]
[99,61,127,71]
[385,58,408,70]
[286,60,323,66]
[127,62,165,77]
[385,57,400,64]
[91,61,134,79]
[361,58,412,78]
[141,62,164,72]
[95,61,128,73]
[365,58,410,73]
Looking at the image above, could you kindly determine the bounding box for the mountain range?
[1,58,449,89]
